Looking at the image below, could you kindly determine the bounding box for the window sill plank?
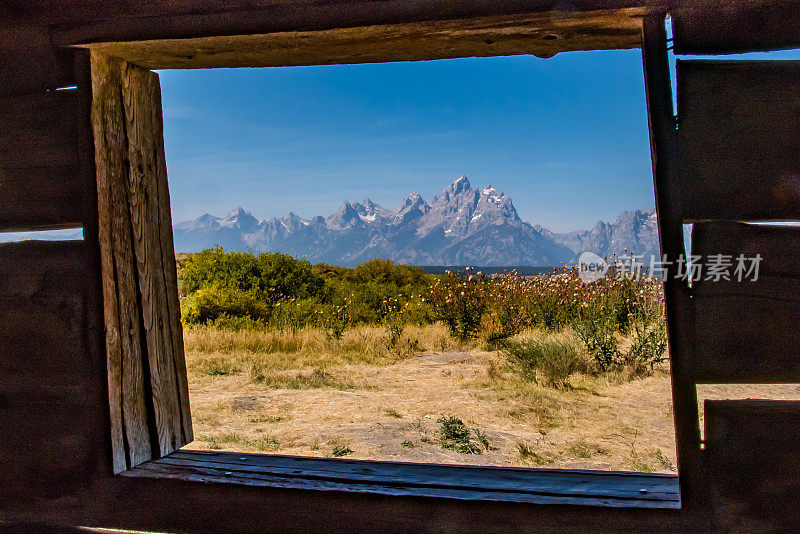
[123,450,680,509]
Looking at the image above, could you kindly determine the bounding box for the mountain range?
[173,176,659,266]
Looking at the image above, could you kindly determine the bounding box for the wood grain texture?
[91,52,152,471]
[704,400,800,531]
[0,240,98,499]
[149,450,680,505]
[0,88,86,231]
[672,1,800,55]
[2,472,690,534]
[73,10,643,70]
[5,0,652,27]
[691,221,800,383]
[41,1,649,52]
[678,60,800,222]
[121,62,188,454]
[91,51,192,472]
[0,24,75,96]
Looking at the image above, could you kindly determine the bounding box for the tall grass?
[502,334,591,388]
[185,323,464,391]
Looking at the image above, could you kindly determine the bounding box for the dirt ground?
[184,344,800,473]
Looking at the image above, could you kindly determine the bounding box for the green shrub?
[207,314,268,331]
[331,446,353,457]
[180,245,324,300]
[181,284,271,325]
[503,336,588,388]
[624,314,668,375]
[572,309,621,373]
[436,416,488,454]
[429,270,487,340]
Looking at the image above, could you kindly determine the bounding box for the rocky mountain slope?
[173,176,657,266]
[534,209,659,260]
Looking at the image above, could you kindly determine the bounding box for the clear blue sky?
[158,45,800,233]
[159,49,653,233]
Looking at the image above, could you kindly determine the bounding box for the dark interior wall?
[2,1,800,532]
[0,25,109,500]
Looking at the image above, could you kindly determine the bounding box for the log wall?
[1,1,800,532]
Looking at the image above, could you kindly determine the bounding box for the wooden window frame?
[79,10,694,531]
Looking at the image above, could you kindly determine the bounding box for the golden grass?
[183,323,799,471]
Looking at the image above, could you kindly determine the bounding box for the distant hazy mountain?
[534,209,659,260]
[173,176,657,266]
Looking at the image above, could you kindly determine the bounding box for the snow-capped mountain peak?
[172,176,656,266]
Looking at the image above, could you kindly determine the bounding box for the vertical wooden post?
[91,50,193,472]
[641,13,702,508]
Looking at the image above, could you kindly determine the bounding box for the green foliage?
[181,245,324,299]
[503,336,588,388]
[429,270,487,340]
[436,416,488,454]
[331,446,353,457]
[572,307,622,373]
[181,284,271,325]
[623,307,668,375]
[178,250,668,382]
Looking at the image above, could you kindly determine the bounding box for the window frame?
[84,10,691,523]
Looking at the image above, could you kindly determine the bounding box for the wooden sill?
[123,450,680,509]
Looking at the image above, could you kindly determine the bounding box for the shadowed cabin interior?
[1,1,800,532]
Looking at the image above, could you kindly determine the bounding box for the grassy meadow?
[176,247,678,471]
[178,247,799,471]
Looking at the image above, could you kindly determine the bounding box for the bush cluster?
[178,248,667,377]
[180,248,433,338]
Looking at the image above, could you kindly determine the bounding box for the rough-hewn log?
[0,91,79,168]
[70,10,643,70]
[641,13,702,508]
[678,60,800,222]
[704,400,800,531]
[1,468,689,534]
[691,221,800,382]
[121,59,192,452]
[92,52,152,472]
[672,1,800,55]
[0,240,98,499]
[0,89,86,231]
[0,167,84,232]
[91,51,192,473]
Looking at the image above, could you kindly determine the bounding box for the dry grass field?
[181,323,800,473]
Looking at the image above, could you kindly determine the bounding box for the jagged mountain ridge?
[173,176,657,266]
[534,209,659,260]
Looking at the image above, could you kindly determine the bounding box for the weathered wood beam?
[641,13,703,510]
[0,240,100,500]
[66,10,643,70]
[7,1,651,33]
[673,0,800,54]
[91,51,192,473]
[691,221,800,383]
[704,400,800,531]
[0,89,85,231]
[678,60,800,222]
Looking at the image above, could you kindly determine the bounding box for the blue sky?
[158,45,800,233]
[159,49,653,233]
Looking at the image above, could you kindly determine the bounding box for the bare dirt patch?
[184,329,800,473]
